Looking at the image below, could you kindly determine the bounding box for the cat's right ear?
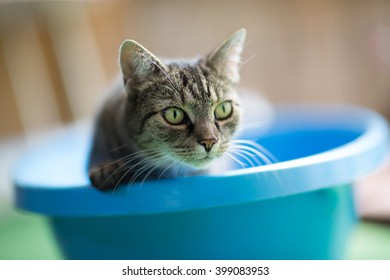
[119,40,168,88]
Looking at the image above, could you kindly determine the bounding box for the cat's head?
[119,29,246,170]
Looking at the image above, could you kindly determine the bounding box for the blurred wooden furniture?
[0,1,128,139]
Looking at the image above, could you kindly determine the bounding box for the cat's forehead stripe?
[140,63,223,106]
[183,65,218,103]
[194,65,209,97]
[140,77,183,103]
[177,67,202,102]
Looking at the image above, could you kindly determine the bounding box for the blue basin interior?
[237,129,360,167]
[13,105,389,259]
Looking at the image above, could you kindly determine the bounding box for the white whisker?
[143,155,173,183]
[230,139,285,191]
[225,152,248,168]
[110,152,162,192]
[231,144,272,165]
[229,149,260,167]
[157,159,176,180]
[111,147,172,191]
[233,140,278,163]
[238,53,257,70]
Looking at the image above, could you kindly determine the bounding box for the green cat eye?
[163,107,186,125]
[215,101,233,120]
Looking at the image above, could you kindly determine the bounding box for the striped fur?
[88,29,246,191]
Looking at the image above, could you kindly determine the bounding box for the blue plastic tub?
[14,105,389,259]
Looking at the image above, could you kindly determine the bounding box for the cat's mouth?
[170,147,222,169]
[180,154,217,169]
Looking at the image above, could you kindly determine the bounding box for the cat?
[88,28,258,191]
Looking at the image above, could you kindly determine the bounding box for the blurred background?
[1,0,390,259]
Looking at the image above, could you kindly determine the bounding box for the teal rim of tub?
[13,104,390,216]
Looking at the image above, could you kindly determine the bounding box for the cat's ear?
[119,40,168,87]
[206,28,246,84]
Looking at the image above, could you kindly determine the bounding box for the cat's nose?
[198,138,218,152]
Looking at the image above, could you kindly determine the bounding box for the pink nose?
[198,138,218,152]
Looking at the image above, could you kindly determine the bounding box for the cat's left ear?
[119,40,168,87]
[206,28,247,84]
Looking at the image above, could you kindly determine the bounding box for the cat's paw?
[89,161,126,191]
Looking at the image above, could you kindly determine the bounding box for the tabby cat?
[88,29,248,191]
